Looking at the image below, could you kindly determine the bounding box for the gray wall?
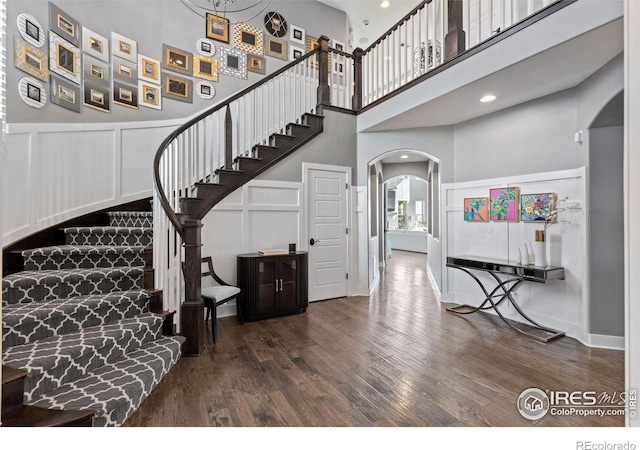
[381,161,430,183]
[8,0,347,123]
[452,53,623,184]
[589,126,624,337]
[257,109,357,182]
[453,88,579,182]
[356,126,454,186]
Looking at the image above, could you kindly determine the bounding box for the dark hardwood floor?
[125,250,625,427]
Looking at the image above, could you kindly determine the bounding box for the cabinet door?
[278,257,299,312]
[256,259,278,315]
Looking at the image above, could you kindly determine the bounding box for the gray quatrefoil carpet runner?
[1,210,184,426]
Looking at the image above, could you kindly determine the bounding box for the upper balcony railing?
[358,0,565,109]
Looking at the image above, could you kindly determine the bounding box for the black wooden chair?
[199,256,244,343]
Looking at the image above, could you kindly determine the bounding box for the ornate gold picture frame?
[193,54,218,82]
[14,36,48,82]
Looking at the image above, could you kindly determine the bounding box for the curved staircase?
[2,211,184,427]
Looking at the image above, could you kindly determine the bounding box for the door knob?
[310,238,320,246]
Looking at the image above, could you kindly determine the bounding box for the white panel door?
[308,169,348,301]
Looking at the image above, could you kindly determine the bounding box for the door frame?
[302,162,352,301]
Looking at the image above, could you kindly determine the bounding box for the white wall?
[441,168,590,344]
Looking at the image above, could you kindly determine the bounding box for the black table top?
[446,255,565,282]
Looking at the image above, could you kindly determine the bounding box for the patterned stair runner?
[2,266,145,305]
[22,245,146,271]
[1,210,185,426]
[30,336,184,427]
[2,290,151,348]
[64,227,152,247]
[3,313,164,402]
[107,211,154,228]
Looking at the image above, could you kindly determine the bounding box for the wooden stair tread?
[2,365,28,385]
[1,404,94,427]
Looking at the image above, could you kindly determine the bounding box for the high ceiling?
[317,0,423,49]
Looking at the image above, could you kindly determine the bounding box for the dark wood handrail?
[365,0,430,53]
[329,47,354,59]
[153,47,321,236]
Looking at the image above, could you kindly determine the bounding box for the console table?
[445,255,565,342]
[237,252,308,322]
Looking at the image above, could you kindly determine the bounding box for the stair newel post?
[444,0,466,61]
[352,47,365,111]
[317,35,331,107]
[225,104,233,170]
[181,218,205,356]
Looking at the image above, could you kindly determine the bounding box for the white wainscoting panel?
[441,168,588,343]
[247,184,299,206]
[202,209,244,287]
[2,133,31,238]
[2,118,185,247]
[353,186,369,296]
[35,130,116,223]
[120,125,176,198]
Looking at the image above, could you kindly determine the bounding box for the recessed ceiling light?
[381,1,390,8]
[400,155,409,159]
[480,95,496,103]
[359,37,369,44]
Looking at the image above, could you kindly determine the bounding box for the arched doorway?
[367,149,441,287]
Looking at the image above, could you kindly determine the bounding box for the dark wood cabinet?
[237,252,308,322]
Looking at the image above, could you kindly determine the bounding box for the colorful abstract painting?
[521,193,557,222]
[490,187,520,221]
[464,197,489,222]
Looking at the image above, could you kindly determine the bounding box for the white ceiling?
[317,0,423,48]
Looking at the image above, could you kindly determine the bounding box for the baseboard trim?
[369,276,379,295]
[587,333,625,351]
[427,265,442,300]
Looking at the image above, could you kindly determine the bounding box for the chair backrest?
[201,256,231,287]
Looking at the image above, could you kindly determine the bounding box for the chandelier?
[181,0,270,22]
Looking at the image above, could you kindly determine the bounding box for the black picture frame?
[25,19,40,41]
[27,83,41,102]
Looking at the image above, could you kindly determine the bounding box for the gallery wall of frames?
[8,1,348,123]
